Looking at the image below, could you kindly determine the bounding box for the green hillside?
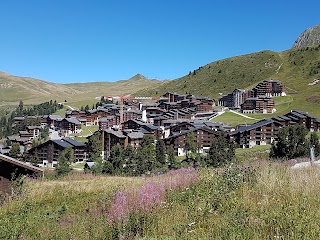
[135,46,320,116]
[136,50,282,98]
[0,72,164,113]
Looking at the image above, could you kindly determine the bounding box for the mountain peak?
[128,73,147,81]
[292,24,320,49]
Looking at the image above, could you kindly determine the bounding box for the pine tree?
[184,132,197,160]
[108,145,125,175]
[56,147,74,176]
[9,143,21,159]
[167,146,180,170]
[136,135,156,174]
[87,131,102,161]
[207,134,235,167]
[156,139,166,166]
[270,125,309,159]
[123,145,137,175]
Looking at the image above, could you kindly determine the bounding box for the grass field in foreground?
[2,162,320,239]
[235,144,271,162]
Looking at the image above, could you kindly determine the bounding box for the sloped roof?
[65,118,81,125]
[48,115,62,120]
[105,129,126,138]
[128,131,144,139]
[230,119,275,135]
[63,138,86,147]
[0,153,43,173]
[52,139,71,148]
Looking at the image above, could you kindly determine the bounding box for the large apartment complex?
[218,79,285,113]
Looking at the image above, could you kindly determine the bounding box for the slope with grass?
[136,50,282,99]
[1,163,320,239]
[213,111,258,126]
[136,45,320,117]
[0,72,164,113]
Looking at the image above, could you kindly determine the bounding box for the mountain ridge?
[0,71,164,108]
[292,24,320,49]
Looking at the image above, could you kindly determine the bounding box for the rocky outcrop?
[292,24,320,49]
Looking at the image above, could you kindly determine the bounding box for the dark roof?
[165,126,216,140]
[142,124,161,131]
[128,131,144,139]
[52,139,71,148]
[289,112,307,119]
[230,119,274,135]
[286,115,299,121]
[0,153,43,173]
[64,118,81,124]
[99,116,115,122]
[277,116,291,121]
[292,110,315,119]
[105,129,126,138]
[63,138,86,147]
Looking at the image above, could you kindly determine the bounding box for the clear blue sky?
[0,0,319,83]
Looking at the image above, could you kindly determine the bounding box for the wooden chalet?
[229,119,283,148]
[241,97,275,114]
[28,138,87,167]
[60,118,82,135]
[0,154,43,194]
[163,126,220,156]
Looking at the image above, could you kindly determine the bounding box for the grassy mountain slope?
[136,46,320,116]
[269,46,320,114]
[136,50,282,98]
[0,72,79,105]
[0,72,164,111]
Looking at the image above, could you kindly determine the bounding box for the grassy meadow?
[213,111,258,127]
[1,162,320,239]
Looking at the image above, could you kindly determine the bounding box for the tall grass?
[1,162,320,239]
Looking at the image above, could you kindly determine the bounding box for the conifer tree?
[207,134,235,167]
[156,139,166,166]
[56,147,74,176]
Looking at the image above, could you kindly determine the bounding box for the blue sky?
[0,0,319,83]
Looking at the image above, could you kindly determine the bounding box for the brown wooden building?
[163,127,220,156]
[0,154,43,194]
[28,138,88,167]
[229,119,284,148]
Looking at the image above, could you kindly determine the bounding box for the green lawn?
[71,125,98,138]
[213,111,258,127]
[235,144,271,162]
[72,162,86,169]
[53,106,67,117]
[74,136,89,143]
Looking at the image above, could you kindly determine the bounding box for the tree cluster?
[270,125,320,159]
[84,129,237,177]
[0,100,62,139]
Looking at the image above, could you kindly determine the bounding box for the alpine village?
[1,24,320,239]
